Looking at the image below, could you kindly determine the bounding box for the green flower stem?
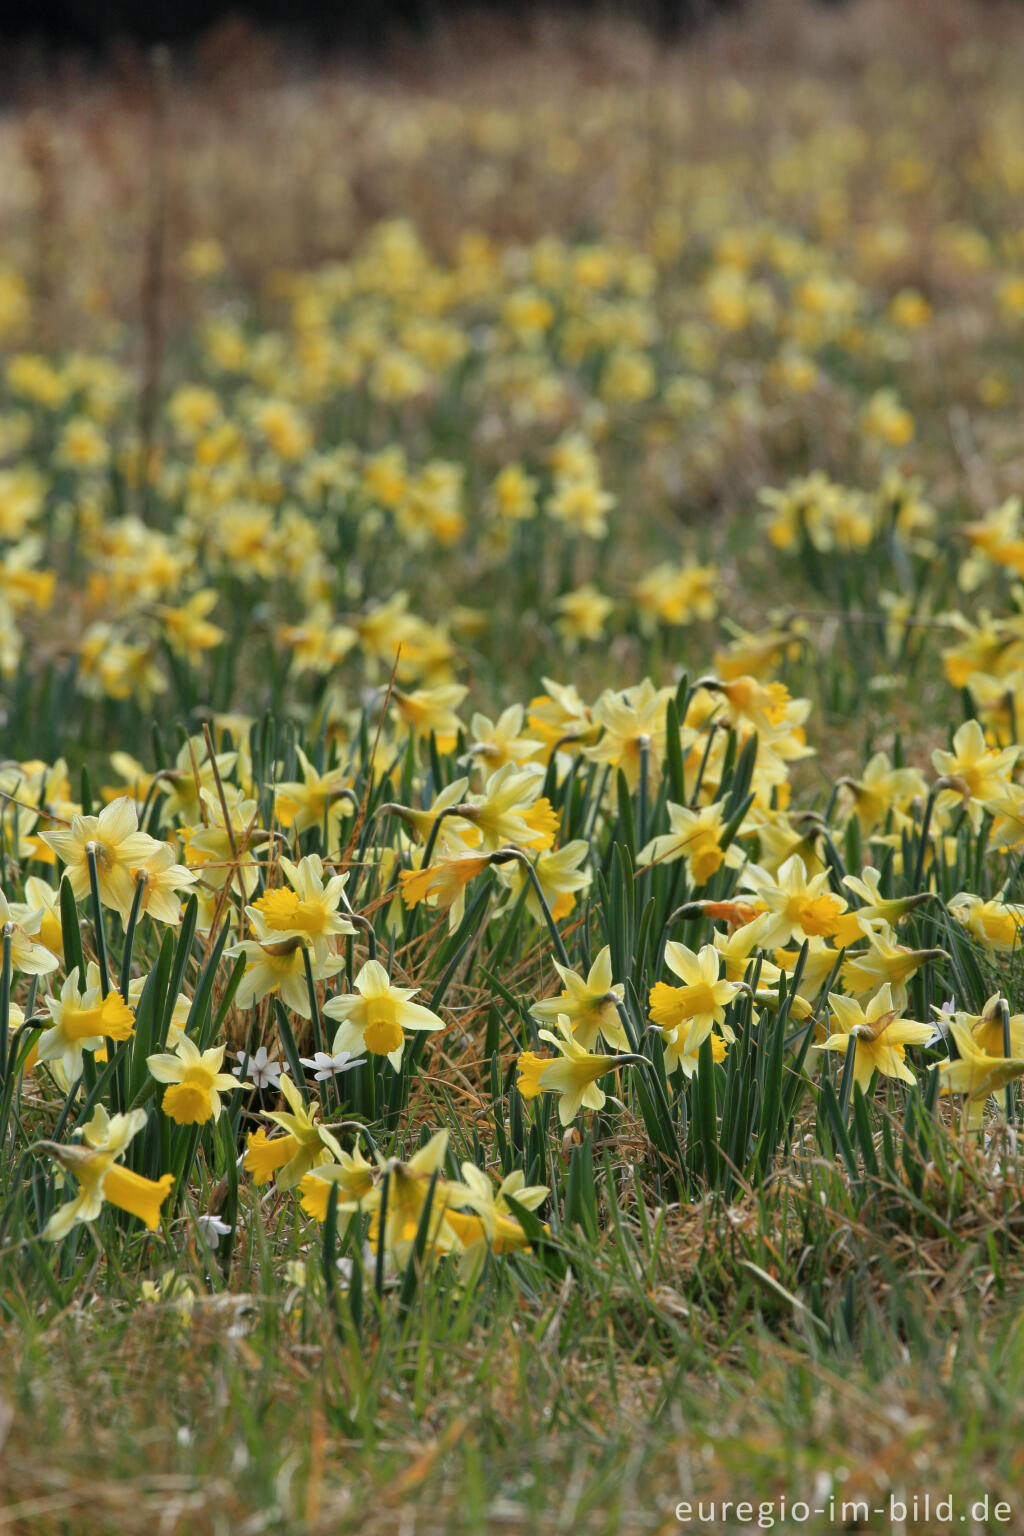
[490,847,569,967]
[396,803,467,950]
[303,943,326,1057]
[375,1168,391,1300]
[86,842,127,1113]
[85,844,111,999]
[0,924,12,1084]
[1001,997,1015,1123]
[911,783,943,891]
[421,805,464,870]
[137,768,177,834]
[119,871,148,998]
[837,1033,858,1120]
[340,889,376,962]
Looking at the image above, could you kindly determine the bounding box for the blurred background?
[0,0,877,53]
[1,0,1024,731]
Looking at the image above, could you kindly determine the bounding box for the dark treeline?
[1,0,850,53]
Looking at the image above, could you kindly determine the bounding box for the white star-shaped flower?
[232,1045,282,1090]
[299,1049,364,1081]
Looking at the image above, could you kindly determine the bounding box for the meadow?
[6,4,1024,1530]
